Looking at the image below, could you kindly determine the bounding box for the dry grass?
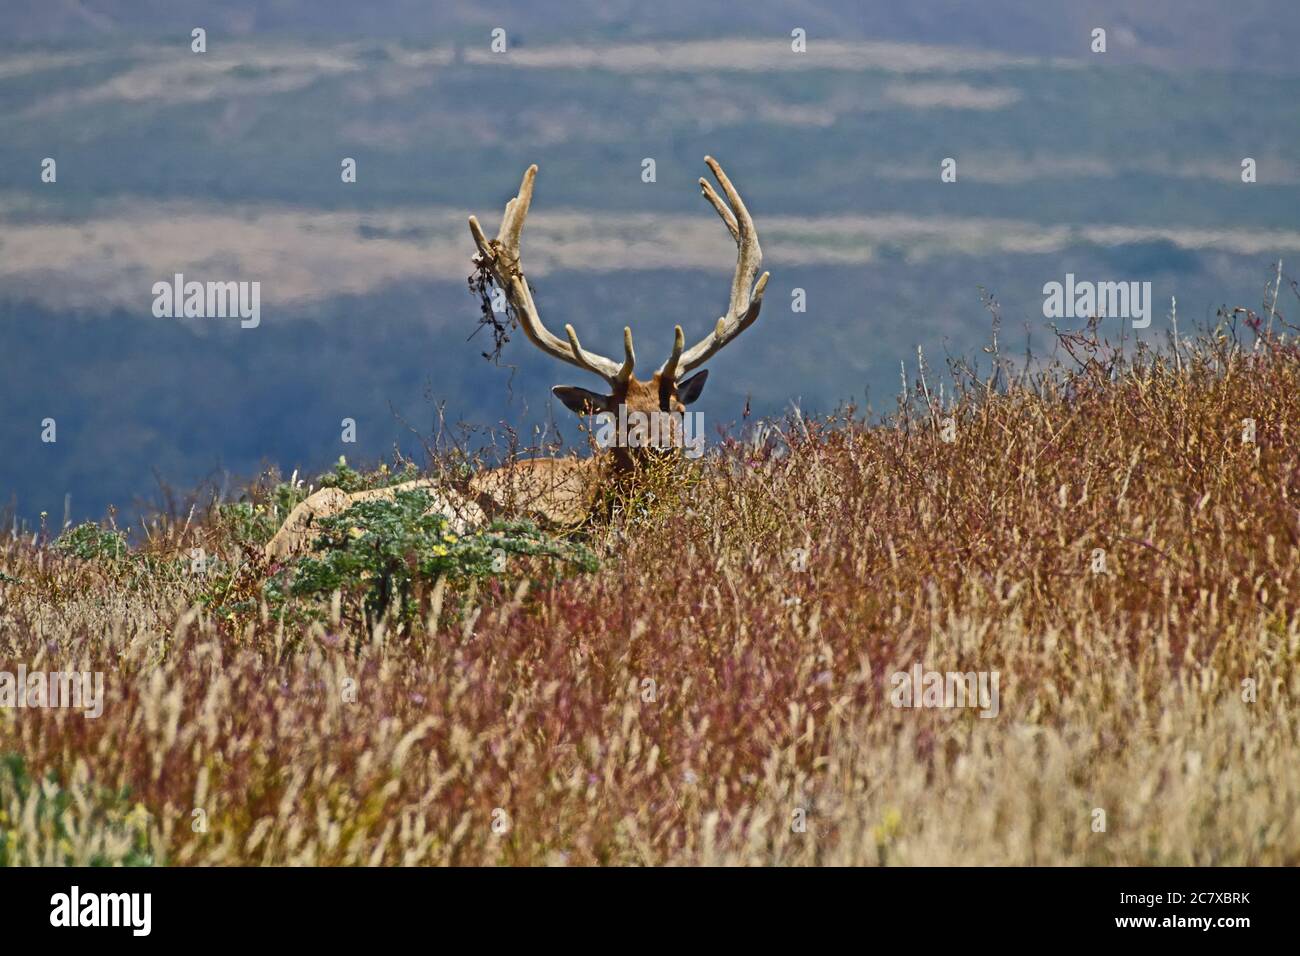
[1,322,1298,866]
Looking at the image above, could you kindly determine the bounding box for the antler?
[660,156,770,380]
[469,165,635,387]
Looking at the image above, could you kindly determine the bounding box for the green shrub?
[52,522,128,561]
[216,460,418,550]
[316,456,369,493]
[317,456,419,494]
[288,488,597,617]
[216,480,310,548]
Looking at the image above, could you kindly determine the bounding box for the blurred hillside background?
[1,1,1298,526]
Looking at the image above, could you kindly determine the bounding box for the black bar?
[0,866,1288,943]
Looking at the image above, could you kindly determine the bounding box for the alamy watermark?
[1043,273,1152,329]
[152,273,260,328]
[0,665,104,718]
[592,406,705,458]
[889,663,1000,718]
[50,886,150,936]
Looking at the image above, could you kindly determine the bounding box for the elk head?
[468,157,769,470]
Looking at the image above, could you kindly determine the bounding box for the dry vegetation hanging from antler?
[0,324,1298,865]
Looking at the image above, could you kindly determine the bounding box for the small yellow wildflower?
[349,527,364,539]
[872,807,903,844]
[443,533,458,543]
[127,803,151,830]
[432,545,449,557]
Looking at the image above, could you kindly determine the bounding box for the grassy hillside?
[1,317,1297,865]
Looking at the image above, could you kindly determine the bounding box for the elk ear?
[675,369,709,405]
[552,386,609,416]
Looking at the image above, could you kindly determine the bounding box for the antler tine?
[661,325,685,381]
[565,322,636,385]
[469,165,632,385]
[468,213,493,260]
[699,178,739,242]
[661,156,770,377]
[498,165,535,254]
[617,326,636,384]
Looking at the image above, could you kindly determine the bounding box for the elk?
[265,157,767,561]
